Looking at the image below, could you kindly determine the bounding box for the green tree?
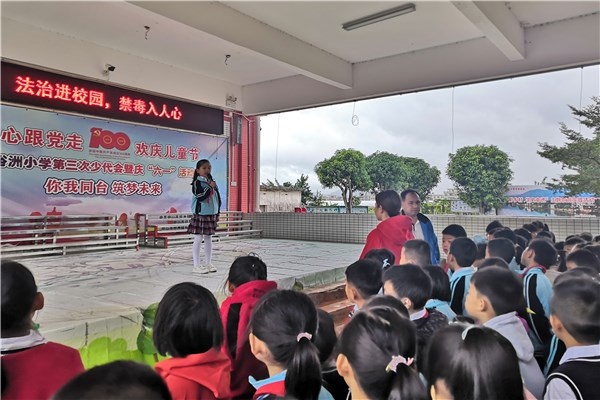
[538,97,600,195]
[293,173,314,205]
[396,157,441,199]
[447,145,513,214]
[365,151,440,198]
[365,151,405,192]
[315,149,372,213]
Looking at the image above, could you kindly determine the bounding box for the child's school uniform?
[1,330,84,400]
[543,335,567,377]
[250,370,334,400]
[484,312,546,400]
[187,175,221,235]
[155,348,232,400]
[220,280,277,399]
[543,344,600,400]
[425,298,457,321]
[521,265,553,351]
[411,308,448,369]
[449,266,475,315]
[508,257,522,273]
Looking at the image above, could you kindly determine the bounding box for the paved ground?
[21,239,363,347]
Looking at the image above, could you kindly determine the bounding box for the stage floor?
[21,239,363,353]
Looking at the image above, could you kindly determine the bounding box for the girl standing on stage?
[188,159,221,274]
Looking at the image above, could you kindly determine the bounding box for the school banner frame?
[0,105,228,219]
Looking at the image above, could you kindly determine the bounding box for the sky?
[258,65,599,197]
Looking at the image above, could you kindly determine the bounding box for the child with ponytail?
[187,159,221,274]
[336,305,428,400]
[248,290,333,400]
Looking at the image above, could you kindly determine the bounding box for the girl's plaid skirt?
[187,214,218,235]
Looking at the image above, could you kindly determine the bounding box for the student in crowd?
[564,236,586,254]
[486,220,503,241]
[383,264,448,366]
[515,228,533,243]
[447,237,477,315]
[248,290,333,400]
[153,282,231,400]
[314,310,348,400]
[360,190,414,262]
[423,265,456,321]
[399,239,431,266]
[220,255,277,399]
[544,277,600,400]
[565,249,600,273]
[477,257,510,270]
[400,189,440,265]
[440,224,467,272]
[1,260,84,400]
[473,242,487,269]
[344,259,382,314]
[363,248,395,271]
[363,295,410,319]
[520,239,557,353]
[187,159,222,274]
[536,231,555,243]
[487,237,520,272]
[53,360,171,400]
[492,226,518,244]
[582,243,600,261]
[578,232,593,242]
[425,324,525,400]
[466,267,545,399]
[336,305,428,400]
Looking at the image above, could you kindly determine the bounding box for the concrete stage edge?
[19,239,363,366]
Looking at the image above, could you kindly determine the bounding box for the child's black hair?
[314,309,337,364]
[338,306,427,400]
[477,257,510,270]
[475,243,487,260]
[383,264,432,309]
[471,267,524,315]
[579,232,594,242]
[527,239,558,268]
[449,237,477,268]
[375,190,401,217]
[227,254,268,288]
[530,220,545,232]
[594,235,600,243]
[345,259,383,299]
[363,248,395,269]
[441,224,467,238]
[492,227,517,244]
[554,268,599,285]
[402,239,431,266]
[423,265,451,302]
[486,238,515,264]
[566,249,600,273]
[551,277,600,344]
[425,324,524,400]
[53,360,171,400]
[536,230,555,242]
[564,236,586,247]
[485,220,503,234]
[191,159,210,185]
[1,260,37,332]
[521,223,537,234]
[363,295,410,319]
[249,290,321,400]
[153,282,223,358]
[514,228,532,243]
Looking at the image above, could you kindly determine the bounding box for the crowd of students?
[1,210,599,399]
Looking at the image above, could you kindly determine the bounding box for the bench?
[135,211,261,248]
[1,214,138,258]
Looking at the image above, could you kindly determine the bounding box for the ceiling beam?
[130,1,353,89]
[452,1,525,61]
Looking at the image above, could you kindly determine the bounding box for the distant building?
[259,186,302,212]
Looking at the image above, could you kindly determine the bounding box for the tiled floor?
[22,239,363,346]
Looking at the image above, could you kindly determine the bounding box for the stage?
[20,239,363,367]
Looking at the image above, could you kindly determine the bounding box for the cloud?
[260,66,599,195]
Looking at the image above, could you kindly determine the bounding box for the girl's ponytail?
[191,169,199,185]
[249,290,321,400]
[388,362,427,400]
[285,334,322,400]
